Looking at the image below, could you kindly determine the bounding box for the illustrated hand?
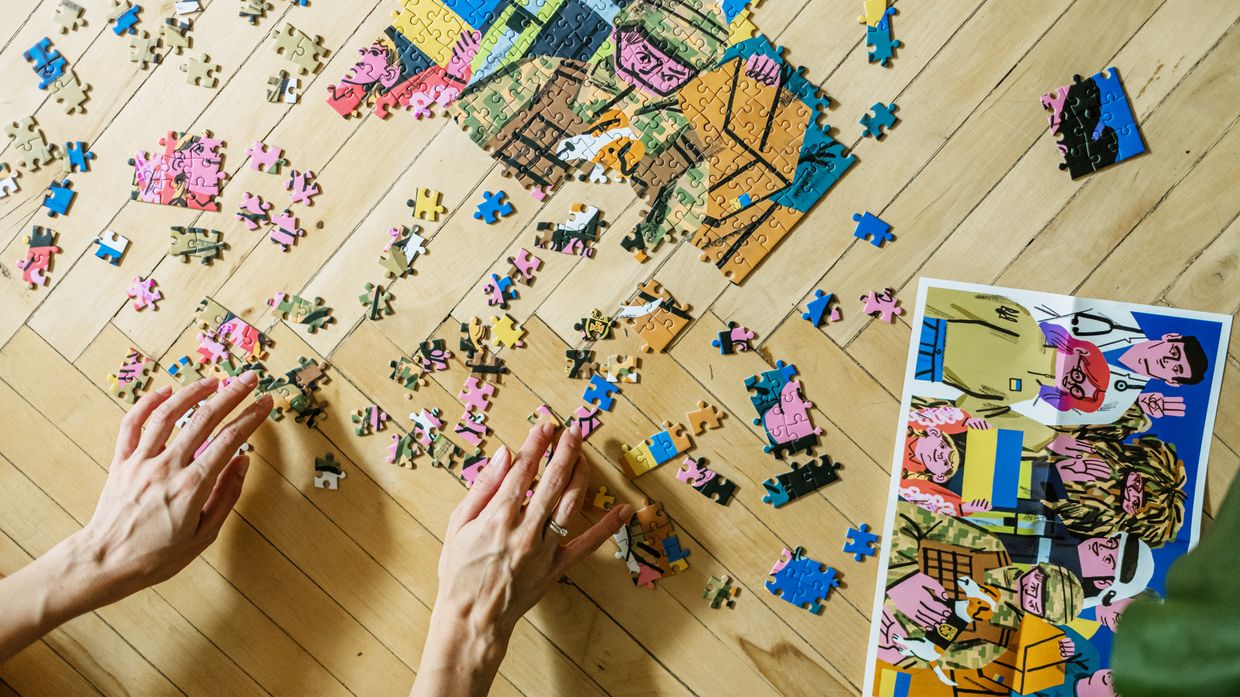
[876,608,910,664]
[1138,392,1186,418]
[1054,453,1112,484]
[446,30,480,80]
[84,373,270,606]
[964,417,991,430]
[1059,637,1076,658]
[413,424,631,697]
[888,572,951,629]
[1048,433,1091,458]
[744,54,780,86]
[961,498,992,515]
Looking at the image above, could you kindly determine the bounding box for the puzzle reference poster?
[863,278,1231,697]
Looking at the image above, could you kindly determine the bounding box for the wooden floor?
[1,0,1238,695]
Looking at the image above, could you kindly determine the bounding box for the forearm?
[411,603,511,697]
[0,531,105,662]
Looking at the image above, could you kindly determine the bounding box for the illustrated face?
[1133,335,1191,384]
[1077,536,1119,582]
[1075,669,1116,697]
[349,44,399,88]
[1121,471,1146,515]
[912,428,953,482]
[1056,347,1099,401]
[1094,596,1133,631]
[614,27,694,96]
[1017,566,1048,616]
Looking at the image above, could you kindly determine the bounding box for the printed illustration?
[865,279,1231,697]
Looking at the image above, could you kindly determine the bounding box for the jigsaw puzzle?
[25,38,68,89]
[488,314,525,349]
[677,455,736,505]
[106,0,140,35]
[268,292,334,332]
[107,349,154,404]
[169,225,224,264]
[126,275,162,311]
[620,421,692,479]
[42,179,76,217]
[237,192,272,230]
[267,69,301,103]
[245,140,286,173]
[711,321,755,354]
[285,169,320,205]
[621,279,692,353]
[267,209,305,250]
[193,297,270,361]
[15,227,62,288]
[93,230,130,264]
[582,374,619,412]
[851,211,894,247]
[564,349,596,379]
[801,289,841,326]
[64,141,95,172]
[860,287,903,322]
[386,432,421,468]
[704,575,740,609]
[859,102,898,139]
[842,522,878,562]
[481,273,518,308]
[54,0,85,33]
[766,546,839,614]
[592,485,615,510]
[745,360,822,459]
[1041,66,1145,179]
[760,454,843,508]
[271,23,328,73]
[612,500,686,588]
[131,131,226,211]
[535,204,603,257]
[329,0,855,282]
[407,187,446,220]
[473,190,513,223]
[865,7,900,67]
[351,404,389,436]
[380,225,427,278]
[181,53,219,87]
[5,117,58,171]
[313,453,346,489]
[685,400,724,434]
[49,70,90,114]
[573,309,614,342]
[359,282,395,319]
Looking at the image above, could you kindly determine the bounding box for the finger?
[170,371,260,464]
[193,454,250,548]
[493,424,554,513]
[525,425,581,527]
[134,377,220,459]
[549,450,589,529]
[182,395,271,507]
[450,445,511,532]
[116,385,173,461]
[557,503,632,573]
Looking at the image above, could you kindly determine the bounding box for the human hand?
[413,424,631,697]
[82,373,270,605]
[1138,392,1185,418]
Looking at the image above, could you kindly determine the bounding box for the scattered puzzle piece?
[860,287,903,322]
[107,348,153,404]
[407,187,445,221]
[169,225,223,264]
[574,309,614,342]
[267,69,300,103]
[181,53,219,87]
[42,179,75,217]
[268,292,333,332]
[859,102,898,139]
[237,192,272,230]
[245,140,286,173]
[802,290,841,326]
[93,230,130,264]
[704,575,740,609]
[359,282,394,319]
[106,1,140,36]
[488,314,525,349]
[49,70,90,114]
[128,30,161,69]
[351,405,389,436]
[63,141,95,173]
[160,18,191,53]
[601,355,638,384]
[842,523,878,562]
[711,321,755,354]
[851,212,893,247]
[866,8,900,67]
[0,164,19,197]
[506,248,541,284]
[267,209,304,250]
[313,453,345,489]
[271,23,327,73]
[25,38,67,90]
[285,169,319,205]
[54,0,86,33]
[473,190,513,223]
[126,275,161,311]
[685,401,724,435]
[582,374,619,412]
[592,485,615,511]
[535,204,603,257]
[15,227,61,288]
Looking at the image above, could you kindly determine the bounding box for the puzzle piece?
[54,0,86,33]
[458,376,495,414]
[359,282,394,319]
[704,575,740,609]
[285,169,319,205]
[106,0,140,36]
[25,38,68,89]
[166,355,202,386]
[48,70,90,114]
[180,53,219,87]
[107,349,153,404]
[313,453,346,490]
[569,405,602,440]
[761,455,843,507]
[92,230,130,264]
[856,0,887,26]
[851,212,893,247]
[564,349,596,379]
[245,140,286,173]
[417,339,452,372]
[160,18,191,53]
[128,31,161,69]
[406,187,445,221]
[267,209,304,251]
[15,227,61,288]
[677,456,737,505]
[506,248,541,284]
[535,204,603,257]
[601,354,638,384]
[5,117,57,171]
[582,374,619,412]
[711,321,755,354]
[380,225,427,278]
[125,275,161,311]
[573,309,614,342]
[473,190,514,224]
[386,432,421,468]
[239,0,270,24]
[42,179,75,217]
[592,485,615,511]
[236,192,272,230]
[270,23,327,73]
[860,287,903,322]
[63,141,95,173]
[859,102,898,139]
[267,69,300,103]
[766,547,840,614]
[685,401,724,435]
[865,8,900,67]
[488,314,525,349]
[1041,67,1146,179]
[842,523,878,562]
[169,226,223,264]
[268,292,333,332]
[481,273,518,308]
[351,405,389,436]
[0,164,19,197]
[801,290,841,326]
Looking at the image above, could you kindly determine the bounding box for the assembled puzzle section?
[677,456,736,505]
[612,501,689,589]
[5,117,58,171]
[131,131,226,211]
[766,546,840,614]
[619,421,692,479]
[761,454,843,508]
[15,226,61,288]
[745,361,822,459]
[621,279,692,353]
[1041,66,1145,179]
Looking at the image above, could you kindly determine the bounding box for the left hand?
[1138,392,1186,418]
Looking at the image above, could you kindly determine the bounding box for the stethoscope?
[1068,311,1142,337]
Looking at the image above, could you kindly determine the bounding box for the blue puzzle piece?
[24,38,67,89]
[647,430,679,464]
[851,211,894,247]
[661,535,689,563]
[42,179,75,217]
[761,478,792,507]
[582,374,618,411]
[842,523,879,562]
[1093,67,1146,161]
[859,102,899,139]
[473,190,514,224]
[64,141,95,173]
[110,5,141,35]
[801,289,836,326]
[766,553,840,614]
[866,9,901,67]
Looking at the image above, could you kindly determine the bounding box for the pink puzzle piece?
[570,405,601,440]
[507,248,542,283]
[236,192,272,230]
[285,169,320,205]
[410,407,443,447]
[458,376,495,413]
[126,276,162,311]
[454,413,487,446]
[195,330,228,364]
[245,140,284,172]
[461,455,490,487]
[764,381,822,443]
[861,288,904,323]
[268,209,304,251]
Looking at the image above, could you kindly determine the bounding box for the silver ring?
[547,520,569,537]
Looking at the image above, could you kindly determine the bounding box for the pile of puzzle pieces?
[612,501,689,589]
[766,546,840,614]
[745,361,822,459]
[131,130,226,211]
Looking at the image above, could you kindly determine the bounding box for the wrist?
[413,600,511,697]
[39,531,112,622]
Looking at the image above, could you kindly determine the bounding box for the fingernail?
[491,445,509,469]
[239,370,259,386]
[158,385,173,395]
[615,504,632,520]
[542,423,555,436]
[568,423,581,437]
